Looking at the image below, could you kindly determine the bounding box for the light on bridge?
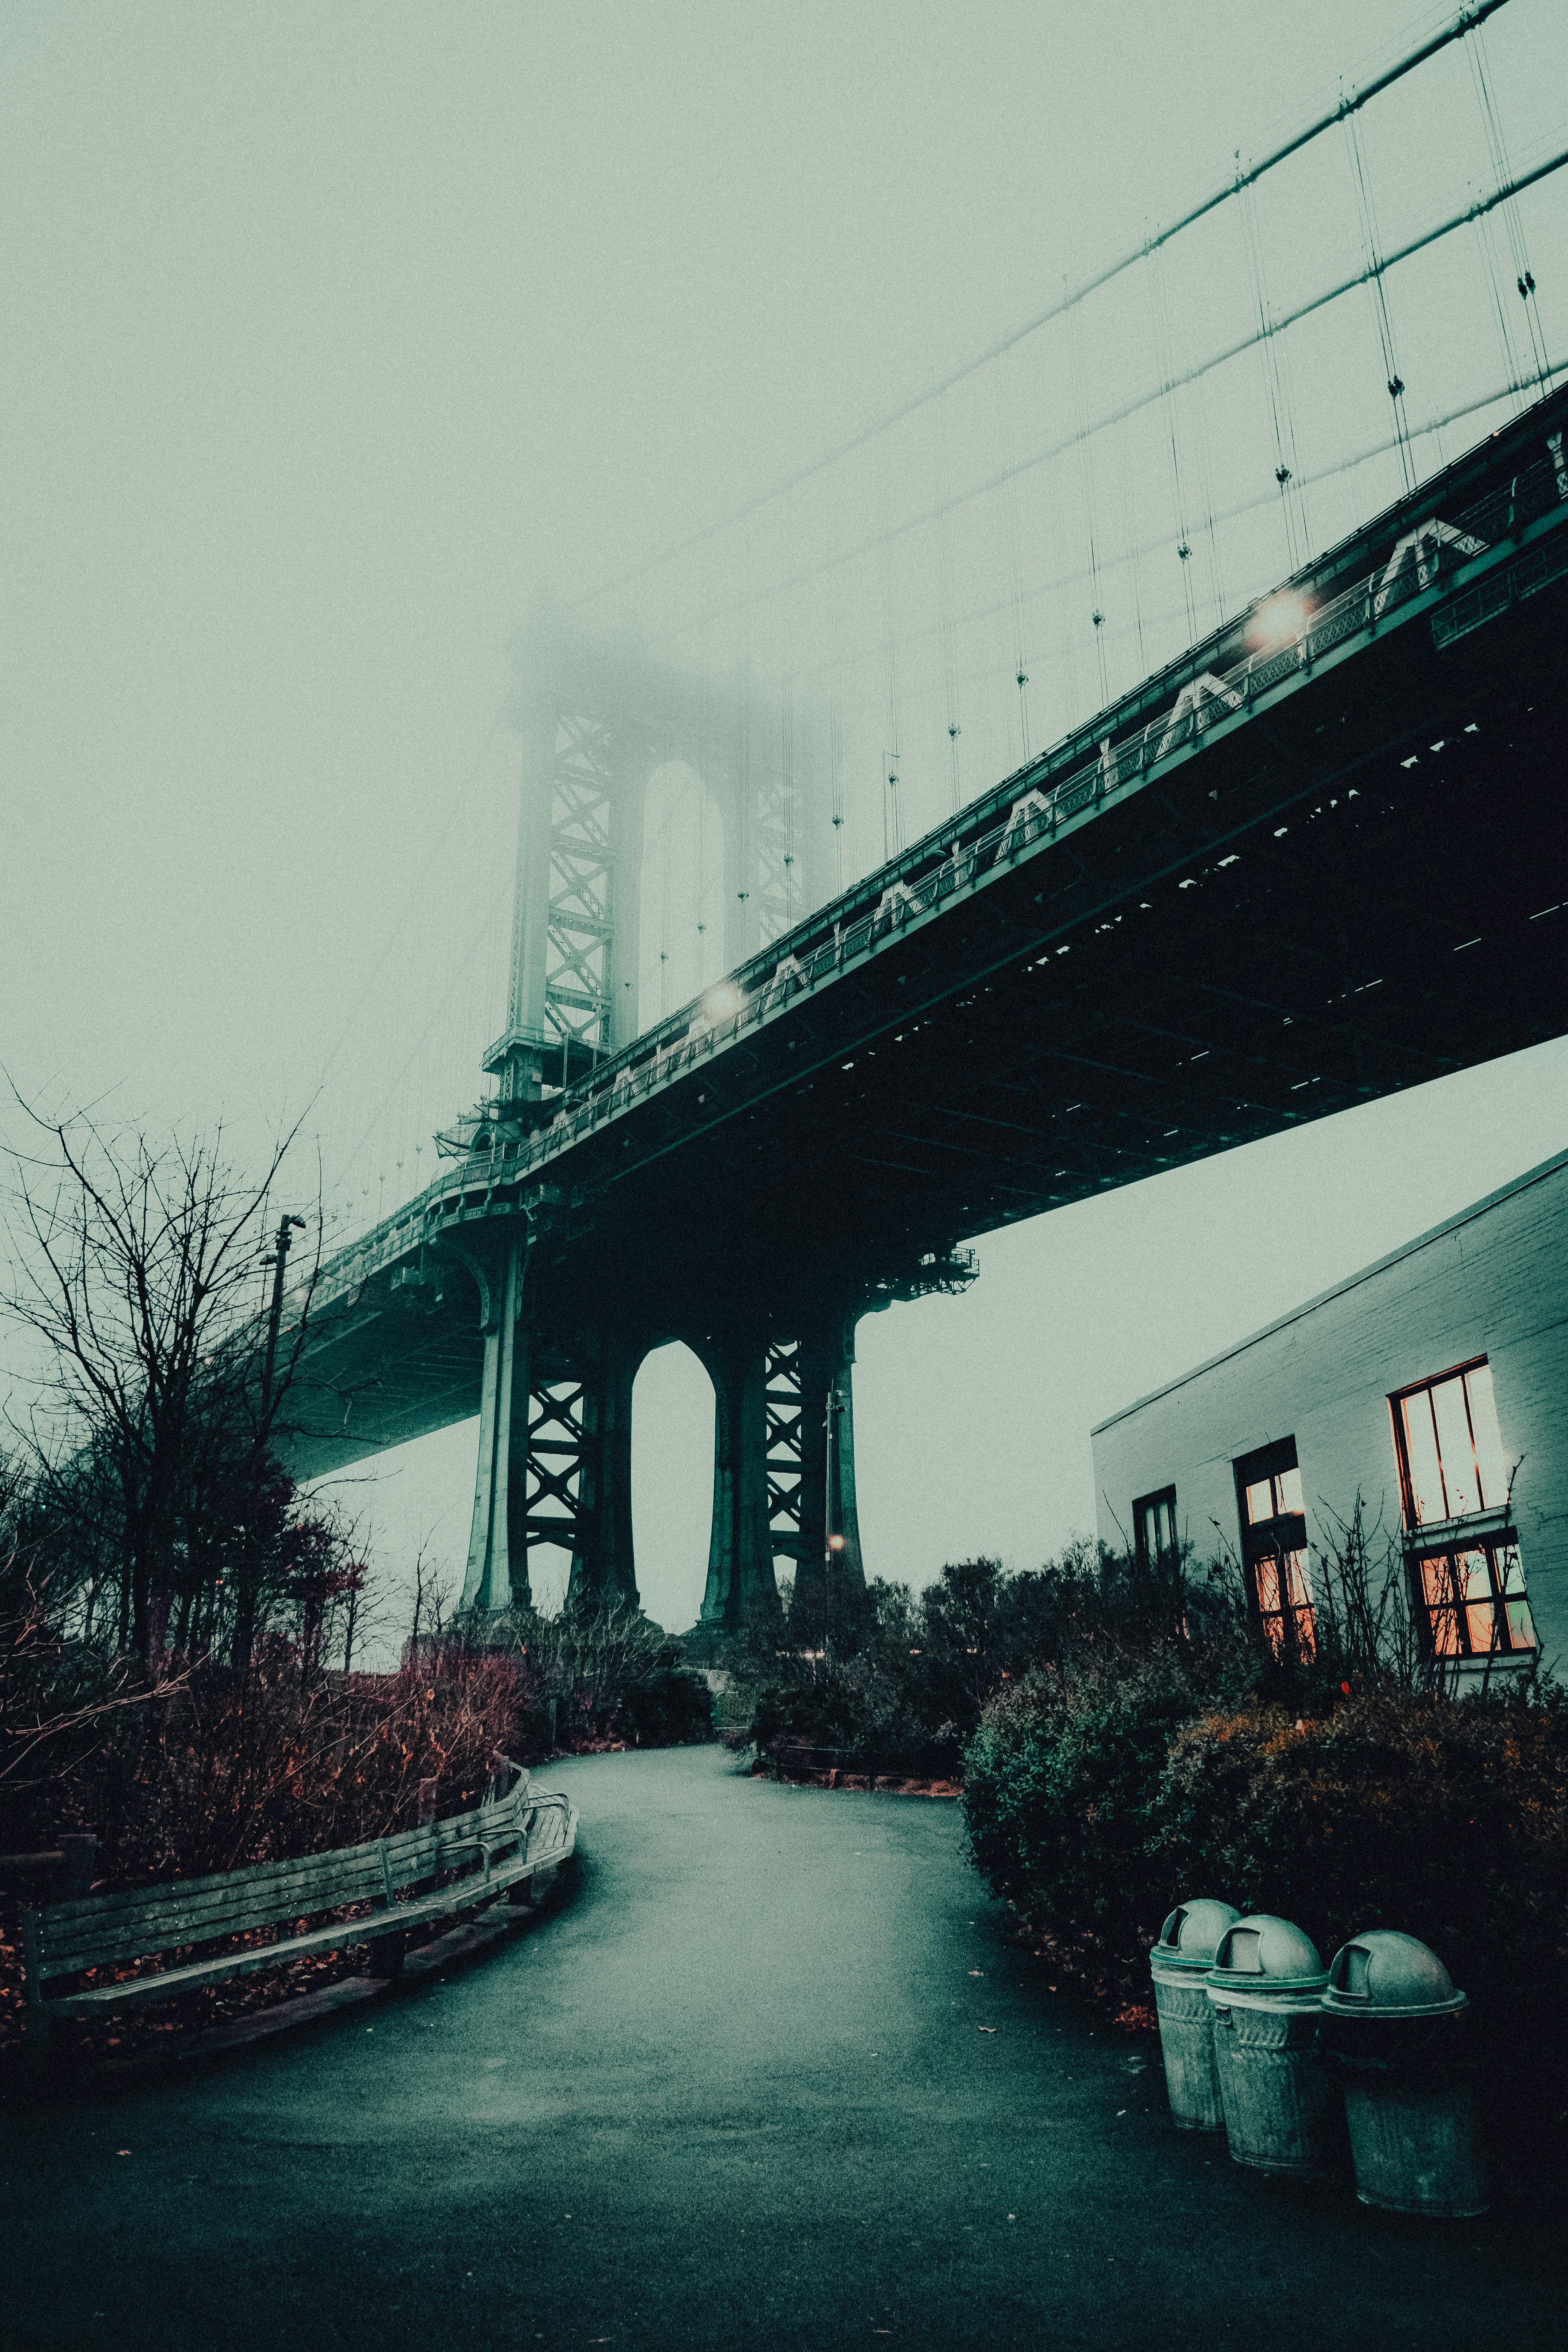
[702,981,743,1024]
[1248,589,1312,652]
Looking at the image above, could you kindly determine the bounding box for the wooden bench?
[16,1767,578,2069]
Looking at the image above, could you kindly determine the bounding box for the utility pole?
[260,1213,308,1422]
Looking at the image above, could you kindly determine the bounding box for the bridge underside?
[283,469,1568,1627]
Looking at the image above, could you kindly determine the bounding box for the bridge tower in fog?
[455,614,905,1638]
[482,612,831,1113]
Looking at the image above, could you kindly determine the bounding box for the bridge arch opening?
[639,761,727,1027]
[631,1340,716,1634]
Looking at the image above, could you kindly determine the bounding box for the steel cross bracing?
[545,716,618,1063]
[283,384,1568,1636]
[764,1338,805,1569]
[525,1376,593,1559]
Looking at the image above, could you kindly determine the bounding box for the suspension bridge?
[279,5,1568,1632]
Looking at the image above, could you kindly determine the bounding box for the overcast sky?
[5,2,1566,1648]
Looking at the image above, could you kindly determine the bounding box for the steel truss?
[764,1337,804,1571]
[545,715,618,1063]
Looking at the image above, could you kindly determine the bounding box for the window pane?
[1138,1504,1154,1560]
[1464,1364,1509,1512]
[1429,1605,1460,1655]
[1277,1465,1304,1517]
[1506,1598,1537,1650]
[1498,1545,1526,1597]
[1255,1555,1281,1614]
[1454,1548,1490,1601]
[1433,1376,1481,1518]
[1262,1614,1286,1659]
[1283,1550,1312,1607]
[1158,1498,1176,1560]
[1465,1602,1499,1653]
[1292,1606,1317,1660]
[1401,1391,1446,1525]
[1420,1553,1455,1607]
[1245,1479,1272,1526]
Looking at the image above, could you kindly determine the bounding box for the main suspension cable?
[565,0,1519,616]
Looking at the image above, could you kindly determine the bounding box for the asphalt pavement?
[2,1745,1559,2352]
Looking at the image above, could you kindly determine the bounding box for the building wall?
[1090,1150,1568,1672]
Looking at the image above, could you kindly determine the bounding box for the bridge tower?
[461,616,832,1620]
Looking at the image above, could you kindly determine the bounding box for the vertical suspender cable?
[1150,240,1198,646]
[1239,159,1308,566]
[932,394,964,813]
[1069,296,1110,707]
[875,432,902,856]
[1465,25,1551,393]
[994,352,1032,758]
[1343,105,1418,489]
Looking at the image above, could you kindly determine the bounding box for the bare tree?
[1,1098,322,1663]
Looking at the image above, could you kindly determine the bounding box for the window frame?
[1233,1436,1315,1662]
[1388,1355,1510,1531]
[1133,1485,1179,1578]
[1389,1357,1533,1662]
[1409,1532,1535,1662]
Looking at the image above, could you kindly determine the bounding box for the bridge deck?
[284,389,1568,1476]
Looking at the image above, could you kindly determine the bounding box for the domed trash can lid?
[1153,1899,1241,1971]
[1207,1914,1328,1993]
[1322,1929,1467,2018]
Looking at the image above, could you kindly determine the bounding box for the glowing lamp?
[1248,590,1311,653]
[827,1534,845,1553]
[702,980,743,1024]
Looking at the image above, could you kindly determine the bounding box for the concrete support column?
[699,1331,781,1629]
[462,1236,529,1614]
[567,1325,642,1612]
[792,1311,869,1645]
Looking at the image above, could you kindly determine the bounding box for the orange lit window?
[1414,1539,1535,1661]
[1392,1360,1510,1528]
[1390,1361,1534,1662]
[1233,1438,1315,1661]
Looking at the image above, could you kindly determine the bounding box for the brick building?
[1091,1148,1568,1675]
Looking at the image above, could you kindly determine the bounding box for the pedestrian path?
[0,1748,1559,2350]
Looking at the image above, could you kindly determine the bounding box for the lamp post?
[260,1213,308,1421]
[824,1377,846,1659]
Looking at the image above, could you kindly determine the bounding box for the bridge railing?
[309,434,1568,1310]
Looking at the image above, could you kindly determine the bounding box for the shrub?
[1157,1686,1568,2160]
[616,1655,713,1747]
[5,1644,529,1887]
[962,1649,1241,1994]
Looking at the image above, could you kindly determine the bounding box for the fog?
[5,1,1566,1645]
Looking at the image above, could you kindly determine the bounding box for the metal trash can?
[1150,1898,1240,2129]
[1206,1915,1331,2174]
[1321,1930,1487,2218]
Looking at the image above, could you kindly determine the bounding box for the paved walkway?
[1,1747,1560,2350]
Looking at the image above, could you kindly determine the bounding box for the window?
[1233,1437,1315,1660]
[1134,1487,1178,1575]
[1392,1360,1510,1527]
[1390,1360,1534,1660]
[1414,1540,1535,1660]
